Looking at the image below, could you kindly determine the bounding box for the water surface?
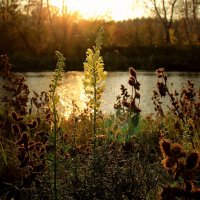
[18,71,200,117]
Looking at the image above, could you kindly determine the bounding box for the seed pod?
[28,141,35,145]
[184,181,194,192]
[134,81,141,90]
[186,152,199,170]
[170,143,183,158]
[22,132,29,143]
[159,139,172,157]
[183,170,194,181]
[11,111,18,121]
[33,152,38,158]
[135,91,140,99]
[128,76,136,86]
[39,153,45,159]
[28,144,35,151]
[46,113,51,120]
[18,147,25,151]
[122,100,130,108]
[17,151,26,161]
[129,67,137,78]
[162,157,176,169]
[19,123,28,132]
[12,124,20,134]
[27,120,38,129]
[40,147,45,154]
[19,156,29,168]
[11,111,23,122]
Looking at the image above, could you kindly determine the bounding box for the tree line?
[0,0,200,71]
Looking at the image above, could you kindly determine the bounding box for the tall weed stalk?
[49,51,65,200]
[83,27,107,153]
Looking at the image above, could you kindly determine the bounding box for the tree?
[178,0,200,45]
[149,0,178,44]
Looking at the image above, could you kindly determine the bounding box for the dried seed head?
[129,67,137,78]
[46,113,51,120]
[27,120,38,129]
[28,144,35,151]
[159,139,172,157]
[177,160,185,173]
[28,141,35,145]
[183,170,194,181]
[17,151,25,161]
[170,143,183,158]
[184,181,194,192]
[12,124,20,134]
[128,76,136,86]
[22,132,28,142]
[135,91,140,99]
[162,157,176,169]
[19,156,29,168]
[161,186,182,200]
[134,81,141,90]
[11,111,18,121]
[186,152,199,170]
[11,111,23,122]
[122,100,130,108]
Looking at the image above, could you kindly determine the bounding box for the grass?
[0,30,200,200]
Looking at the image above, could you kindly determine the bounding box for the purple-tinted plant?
[153,68,200,149]
[159,138,200,200]
[114,67,141,140]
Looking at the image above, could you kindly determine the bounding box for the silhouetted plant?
[113,67,141,140]
[153,68,200,149]
[159,138,200,199]
[0,54,30,115]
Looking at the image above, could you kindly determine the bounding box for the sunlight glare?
[57,72,87,119]
[50,0,146,21]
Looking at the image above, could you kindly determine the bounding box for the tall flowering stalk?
[83,27,107,151]
[49,51,65,200]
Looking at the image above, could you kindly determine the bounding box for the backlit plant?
[82,27,107,149]
[49,51,65,200]
[153,68,200,149]
[159,138,200,199]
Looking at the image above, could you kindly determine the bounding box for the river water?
[1,71,200,118]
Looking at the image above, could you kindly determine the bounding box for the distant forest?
[0,0,200,71]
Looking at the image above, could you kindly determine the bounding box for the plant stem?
[52,95,57,200]
[93,67,97,155]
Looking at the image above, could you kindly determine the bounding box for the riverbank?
[8,45,200,72]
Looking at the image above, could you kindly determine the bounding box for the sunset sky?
[50,0,150,21]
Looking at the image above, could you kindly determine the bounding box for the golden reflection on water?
[57,72,87,119]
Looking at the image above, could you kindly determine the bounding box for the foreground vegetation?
[0,30,200,200]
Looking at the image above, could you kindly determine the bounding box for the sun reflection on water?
[57,72,87,119]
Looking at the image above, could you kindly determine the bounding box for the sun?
[50,0,146,21]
